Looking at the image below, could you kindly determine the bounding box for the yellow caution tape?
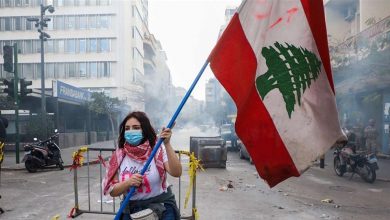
[193,208,199,220]
[182,151,204,209]
[71,146,88,168]
[51,214,60,220]
[0,141,4,164]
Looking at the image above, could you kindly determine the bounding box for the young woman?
[103,111,182,220]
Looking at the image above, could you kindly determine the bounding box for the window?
[57,40,64,53]
[15,17,21,30]
[25,40,32,54]
[23,63,34,79]
[4,17,11,31]
[89,38,97,52]
[34,40,40,53]
[103,62,110,77]
[99,39,109,52]
[99,0,110,6]
[55,16,64,30]
[56,0,64,7]
[4,0,11,7]
[65,16,75,29]
[90,62,97,78]
[64,0,74,6]
[56,63,65,78]
[88,15,96,29]
[99,15,110,28]
[45,40,54,53]
[68,63,76,77]
[79,15,87,29]
[65,39,76,53]
[79,62,86,77]
[46,63,55,78]
[47,16,54,30]
[76,0,86,6]
[26,18,32,30]
[79,39,86,53]
[88,0,96,6]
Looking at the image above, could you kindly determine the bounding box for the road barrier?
[69,147,199,219]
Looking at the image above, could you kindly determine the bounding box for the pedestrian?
[102,111,181,220]
[364,119,378,155]
[352,118,363,151]
[0,115,8,165]
[0,114,8,214]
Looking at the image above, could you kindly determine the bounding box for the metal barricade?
[70,147,198,219]
[70,147,116,218]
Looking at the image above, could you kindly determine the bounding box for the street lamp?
[27,3,54,137]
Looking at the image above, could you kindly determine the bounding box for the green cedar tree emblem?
[256,42,322,118]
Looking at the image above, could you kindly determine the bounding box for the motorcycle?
[333,143,379,183]
[22,129,64,173]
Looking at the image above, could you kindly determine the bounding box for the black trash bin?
[189,136,227,168]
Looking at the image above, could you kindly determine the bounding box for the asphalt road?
[0,126,389,220]
[0,150,389,220]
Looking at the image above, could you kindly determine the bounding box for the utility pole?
[2,44,19,163]
[13,43,20,163]
[27,3,55,138]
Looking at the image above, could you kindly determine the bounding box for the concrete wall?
[58,131,97,149]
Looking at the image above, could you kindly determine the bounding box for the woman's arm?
[110,173,143,197]
[160,128,182,177]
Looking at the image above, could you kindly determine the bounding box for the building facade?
[325,0,390,153]
[0,0,175,147]
[0,0,150,111]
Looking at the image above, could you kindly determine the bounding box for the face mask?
[124,130,143,146]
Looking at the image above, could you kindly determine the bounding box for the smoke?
[170,123,219,151]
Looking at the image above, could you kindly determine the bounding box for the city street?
[0,128,389,220]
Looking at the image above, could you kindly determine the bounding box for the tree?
[87,92,120,140]
[256,42,322,118]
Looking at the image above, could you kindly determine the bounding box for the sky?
[148,0,241,101]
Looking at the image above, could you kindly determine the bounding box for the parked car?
[220,123,238,151]
[237,139,253,164]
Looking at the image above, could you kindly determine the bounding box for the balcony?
[331,15,390,95]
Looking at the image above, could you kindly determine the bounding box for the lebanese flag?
[209,0,346,187]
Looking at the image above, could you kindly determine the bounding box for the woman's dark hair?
[118,111,157,148]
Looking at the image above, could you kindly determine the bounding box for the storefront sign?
[53,80,91,103]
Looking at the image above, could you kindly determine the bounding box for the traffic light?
[3,45,13,73]
[20,79,33,97]
[2,79,15,97]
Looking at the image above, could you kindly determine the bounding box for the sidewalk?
[1,140,116,171]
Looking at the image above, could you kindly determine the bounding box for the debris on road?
[321,198,333,203]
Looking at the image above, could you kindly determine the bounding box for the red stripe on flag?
[209,14,299,187]
[300,0,335,93]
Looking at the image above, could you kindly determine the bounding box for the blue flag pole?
[114,60,210,220]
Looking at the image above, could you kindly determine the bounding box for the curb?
[1,156,110,171]
[377,154,390,159]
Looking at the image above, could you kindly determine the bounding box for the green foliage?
[87,92,120,137]
[362,92,381,106]
[256,42,322,118]
[88,92,120,116]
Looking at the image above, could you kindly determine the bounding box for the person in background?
[0,115,8,214]
[102,111,181,220]
[0,115,8,165]
[352,117,364,151]
[364,119,378,155]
